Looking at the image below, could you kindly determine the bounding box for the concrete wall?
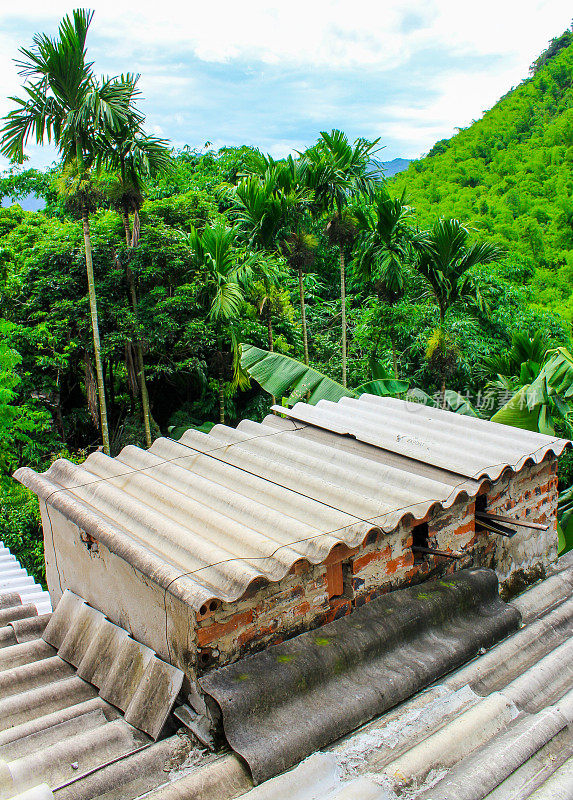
[478,459,559,594]
[40,501,197,683]
[41,458,559,676]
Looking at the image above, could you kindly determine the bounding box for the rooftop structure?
[9,395,572,793]
[15,396,568,675]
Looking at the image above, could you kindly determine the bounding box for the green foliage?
[492,347,573,434]
[415,218,505,323]
[241,344,408,405]
[1,26,573,584]
[393,28,573,321]
[0,488,45,586]
[557,482,573,554]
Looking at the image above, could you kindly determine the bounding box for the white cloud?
[2,0,567,68]
[0,0,571,162]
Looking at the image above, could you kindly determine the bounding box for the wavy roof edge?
[273,395,571,482]
[13,396,571,611]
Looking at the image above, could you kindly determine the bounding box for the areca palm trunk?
[297,267,309,365]
[219,363,225,425]
[125,261,153,448]
[266,302,274,352]
[340,249,347,387]
[81,206,110,455]
[391,333,398,379]
[122,209,131,246]
[123,206,153,448]
[266,301,276,406]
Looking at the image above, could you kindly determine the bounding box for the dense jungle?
[1,16,572,581]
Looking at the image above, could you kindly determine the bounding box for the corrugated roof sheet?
[41,590,184,739]
[200,568,521,784]
[0,541,219,800]
[272,395,570,481]
[0,541,51,617]
[14,396,570,610]
[1,539,572,799]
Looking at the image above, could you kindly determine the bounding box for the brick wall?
[475,458,559,593]
[193,458,559,671]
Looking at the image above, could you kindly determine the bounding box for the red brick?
[453,520,475,537]
[385,553,414,575]
[196,610,254,647]
[352,545,391,573]
[237,623,269,648]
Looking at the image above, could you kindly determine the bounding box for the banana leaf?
[241,344,408,406]
[492,348,573,434]
[356,378,409,396]
[241,344,355,405]
[444,389,481,417]
[363,357,409,395]
[405,388,480,416]
[168,421,215,440]
[557,483,573,555]
[527,347,573,401]
[491,385,543,432]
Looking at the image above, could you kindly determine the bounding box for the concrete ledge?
[200,569,520,785]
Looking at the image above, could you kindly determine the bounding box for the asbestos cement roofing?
[0,540,217,800]
[14,395,570,610]
[200,568,521,784]
[3,542,572,800]
[231,555,573,800]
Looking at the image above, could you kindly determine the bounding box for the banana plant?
[491,347,573,436]
[408,387,481,417]
[241,344,408,406]
[557,484,573,555]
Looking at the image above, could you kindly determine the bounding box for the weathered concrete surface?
[200,569,519,784]
[39,504,196,678]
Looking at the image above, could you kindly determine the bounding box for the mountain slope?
[393,30,573,321]
[382,158,411,177]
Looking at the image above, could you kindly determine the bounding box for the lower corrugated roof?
[14,396,570,611]
[1,542,572,799]
[200,568,521,784]
[0,541,218,800]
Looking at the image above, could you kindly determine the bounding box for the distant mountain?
[382,158,411,177]
[392,28,573,321]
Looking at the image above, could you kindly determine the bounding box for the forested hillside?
[393,30,573,321]
[1,15,573,581]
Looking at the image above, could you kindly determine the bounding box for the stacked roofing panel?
[0,541,51,616]
[14,396,569,611]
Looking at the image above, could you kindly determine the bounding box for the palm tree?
[281,231,317,365]
[353,188,415,376]
[0,10,135,454]
[102,118,171,447]
[301,130,383,386]
[482,331,547,390]
[415,218,504,404]
[188,224,262,424]
[231,168,314,364]
[415,218,504,326]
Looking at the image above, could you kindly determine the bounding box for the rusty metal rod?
[476,511,549,531]
[412,545,462,560]
[476,517,516,538]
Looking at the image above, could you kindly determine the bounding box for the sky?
[0,1,571,172]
